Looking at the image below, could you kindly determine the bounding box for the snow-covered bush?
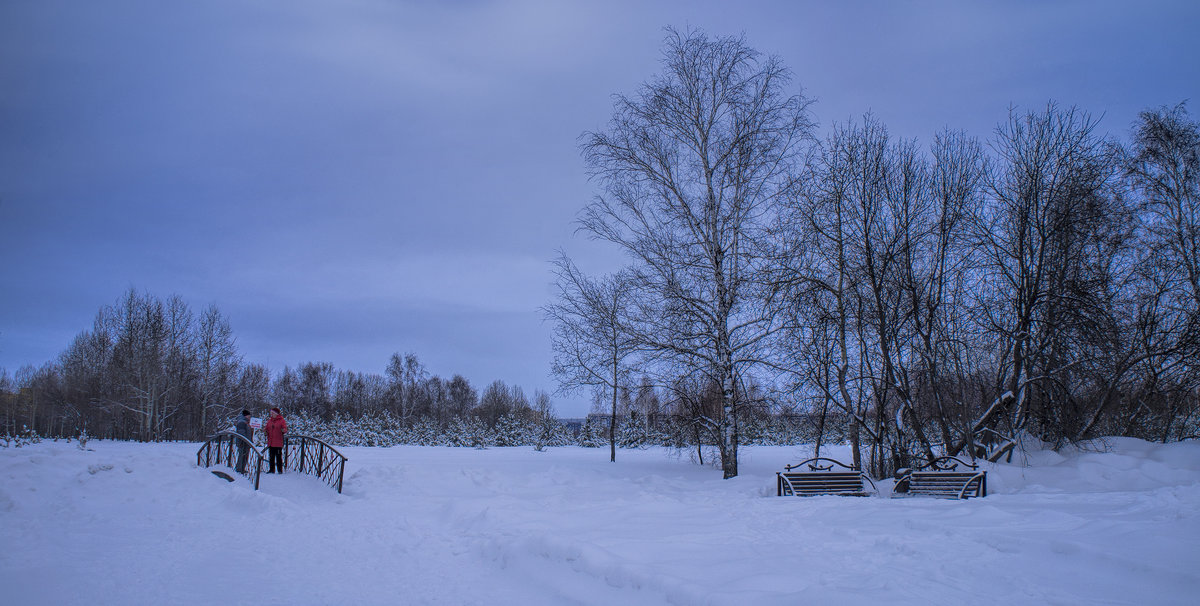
[494,412,533,447]
[576,416,606,448]
[533,414,574,451]
[1,425,43,448]
[264,408,837,450]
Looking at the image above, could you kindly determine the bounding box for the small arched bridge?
[197,432,349,493]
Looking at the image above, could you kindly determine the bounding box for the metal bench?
[894,456,986,499]
[777,457,875,497]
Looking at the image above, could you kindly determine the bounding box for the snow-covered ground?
[2,439,1198,605]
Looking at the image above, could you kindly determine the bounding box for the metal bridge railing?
[283,434,349,494]
[196,431,265,489]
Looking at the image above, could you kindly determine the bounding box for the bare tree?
[160,295,197,439]
[785,116,881,472]
[447,374,478,420]
[544,254,638,462]
[196,304,239,438]
[532,390,559,451]
[59,320,114,436]
[475,379,517,427]
[333,370,370,418]
[1075,103,1200,441]
[297,362,335,420]
[0,368,12,434]
[784,115,992,474]
[964,103,1125,459]
[236,363,271,424]
[386,352,427,421]
[910,130,987,453]
[1128,103,1200,307]
[100,290,193,441]
[578,28,813,478]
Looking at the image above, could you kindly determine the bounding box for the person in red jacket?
[264,407,288,473]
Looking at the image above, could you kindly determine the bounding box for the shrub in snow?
[494,413,533,447]
[533,415,573,451]
[616,412,650,448]
[577,416,606,448]
[441,417,493,448]
[407,417,442,446]
[262,408,839,451]
[1,425,43,448]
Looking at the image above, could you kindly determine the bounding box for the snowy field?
[2,439,1198,605]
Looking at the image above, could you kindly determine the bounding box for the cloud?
[250,0,623,105]
[226,249,552,315]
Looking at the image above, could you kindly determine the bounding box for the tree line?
[0,284,846,452]
[0,284,847,452]
[546,27,1200,478]
[0,289,558,442]
[251,408,848,454]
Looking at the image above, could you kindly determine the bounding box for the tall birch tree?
[578,28,813,478]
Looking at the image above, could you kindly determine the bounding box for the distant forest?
[0,288,562,442]
[0,288,835,450]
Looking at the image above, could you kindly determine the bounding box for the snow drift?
[1,439,1197,605]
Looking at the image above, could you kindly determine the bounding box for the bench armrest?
[956,471,987,499]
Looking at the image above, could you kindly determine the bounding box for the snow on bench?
[776,457,875,497]
[894,456,987,499]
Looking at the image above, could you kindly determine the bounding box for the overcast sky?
[2,0,1198,417]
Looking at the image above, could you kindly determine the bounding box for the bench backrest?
[906,470,986,499]
[779,471,865,496]
[777,457,878,497]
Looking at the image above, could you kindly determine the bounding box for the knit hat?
[270,407,281,414]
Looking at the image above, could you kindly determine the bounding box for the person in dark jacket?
[234,409,253,474]
[264,407,287,473]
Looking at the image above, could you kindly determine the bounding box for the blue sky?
[2,0,1198,416]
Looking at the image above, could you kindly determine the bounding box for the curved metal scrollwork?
[197,432,265,489]
[283,434,349,494]
[784,457,859,473]
[916,455,979,472]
